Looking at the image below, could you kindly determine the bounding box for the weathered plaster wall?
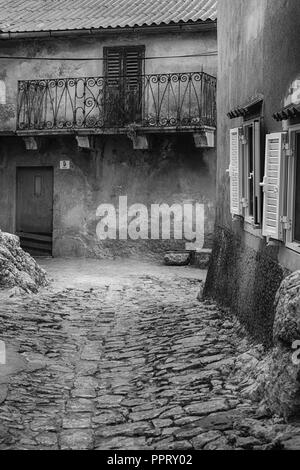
[205,0,300,344]
[0,134,216,260]
[0,29,217,131]
[0,27,217,260]
[204,224,286,346]
[216,0,265,228]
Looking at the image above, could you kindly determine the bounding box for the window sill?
[285,241,300,254]
[244,220,263,238]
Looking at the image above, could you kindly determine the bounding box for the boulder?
[164,251,191,266]
[258,271,300,419]
[273,270,300,345]
[0,230,48,293]
[260,348,300,420]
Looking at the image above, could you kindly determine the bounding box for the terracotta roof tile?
[0,0,217,33]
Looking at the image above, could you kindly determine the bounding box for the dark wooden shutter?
[124,49,143,89]
[105,49,122,85]
[104,46,144,125]
[124,48,144,122]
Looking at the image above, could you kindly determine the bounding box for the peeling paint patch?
[0,81,6,105]
[0,104,15,122]
[284,78,300,107]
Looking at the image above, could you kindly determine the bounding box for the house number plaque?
[60,160,71,170]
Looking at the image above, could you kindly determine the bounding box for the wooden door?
[16,166,53,256]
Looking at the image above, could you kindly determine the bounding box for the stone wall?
[232,271,300,420]
[260,271,300,419]
[204,224,286,346]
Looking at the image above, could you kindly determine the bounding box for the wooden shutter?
[104,49,122,86]
[124,49,143,90]
[104,47,144,86]
[229,128,243,216]
[104,46,144,125]
[262,133,285,239]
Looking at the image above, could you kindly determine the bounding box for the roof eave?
[0,19,217,40]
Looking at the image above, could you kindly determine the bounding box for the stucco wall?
[0,29,217,132]
[0,134,216,260]
[205,0,300,344]
[0,26,217,260]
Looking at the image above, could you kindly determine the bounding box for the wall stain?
[204,225,286,347]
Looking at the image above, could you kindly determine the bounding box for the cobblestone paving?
[0,270,300,450]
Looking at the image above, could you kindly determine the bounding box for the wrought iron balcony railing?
[17,71,216,132]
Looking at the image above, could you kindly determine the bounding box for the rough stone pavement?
[0,261,300,450]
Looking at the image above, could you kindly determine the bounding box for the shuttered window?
[229,127,243,216]
[294,133,300,242]
[262,132,285,240]
[254,121,262,224]
[104,46,145,87]
[228,120,262,225]
[103,46,145,125]
[242,119,262,225]
[286,128,300,249]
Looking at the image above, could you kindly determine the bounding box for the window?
[285,126,300,249]
[228,119,262,226]
[294,134,300,242]
[238,125,300,249]
[260,129,299,247]
[242,120,262,225]
[103,46,145,125]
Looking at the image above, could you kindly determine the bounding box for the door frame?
[15,165,54,255]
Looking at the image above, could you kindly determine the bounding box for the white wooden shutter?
[262,133,285,239]
[229,128,242,216]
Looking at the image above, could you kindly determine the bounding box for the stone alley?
[0,260,300,450]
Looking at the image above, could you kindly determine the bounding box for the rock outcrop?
[0,230,48,293]
[273,271,300,346]
[228,271,300,421]
[259,271,300,419]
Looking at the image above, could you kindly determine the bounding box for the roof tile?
[0,0,217,33]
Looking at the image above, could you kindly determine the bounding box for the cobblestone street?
[0,260,300,450]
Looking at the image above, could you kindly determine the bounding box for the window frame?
[241,118,262,228]
[285,123,300,253]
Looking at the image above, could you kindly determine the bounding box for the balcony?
[16,71,216,136]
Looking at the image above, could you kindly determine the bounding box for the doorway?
[16,166,53,256]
